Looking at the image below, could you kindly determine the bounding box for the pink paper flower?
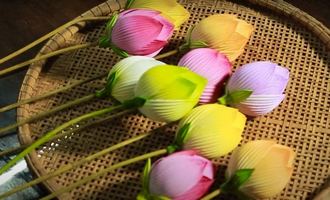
[112,9,174,57]
[148,151,215,200]
[178,48,231,103]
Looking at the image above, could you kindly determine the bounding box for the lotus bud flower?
[139,151,215,200]
[219,61,290,116]
[127,0,190,29]
[96,56,166,102]
[190,14,253,61]
[111,9,174,57]
[135,65,207,122]
[171,104,246,158]
[226,140,295,199]
[178,48,231,103]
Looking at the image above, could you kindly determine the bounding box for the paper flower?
[190,14,253,61]
[173,104,246,158]
[219,61,289,116]
[143,151,215,200]
[97,56,165,102]
[128,0,190,29]
[226,140,295,199]
[178,48,231,103]
[111,9,174,57]
[135,65,207,122]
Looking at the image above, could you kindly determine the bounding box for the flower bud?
[128,0,190,29]
[221,61,289,116]
[148,151,215,200]
[191,14,253,61]
[112,9,174,56]
[135,65,207,122]
[106,56,165,102]
[178,48,231,103]
[175,104,245,158]
[227,140,295,199]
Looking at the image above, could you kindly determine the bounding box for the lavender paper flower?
[219,61,289,116]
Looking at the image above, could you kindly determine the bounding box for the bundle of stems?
[0,109,160,199]
[0,16,110,75]
[0,6,190,199]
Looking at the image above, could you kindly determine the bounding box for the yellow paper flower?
[128,0,190,29]
[227,140,295,199]
[191,14,253,61]
[176,104,246,158]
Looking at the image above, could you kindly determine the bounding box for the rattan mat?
[17,0,330,199]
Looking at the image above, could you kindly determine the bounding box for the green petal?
[139,99,197,122]
[135,65,207,101]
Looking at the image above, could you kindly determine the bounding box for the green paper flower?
[135,65,207,122]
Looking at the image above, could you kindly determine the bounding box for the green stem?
[40,149,168,200]
[0,93,96,137]
[0,16,110,65]
[0,104,125,175]
[154,49,178,60]
[0,72,107,113]
[0,43,95,77]
[200,189,221,200]
[0,109,146,199]
[0,109,135,159]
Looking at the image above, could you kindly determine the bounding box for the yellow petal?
[129,0,189,29]
[161,4,190,29]
[235,20,254,38]
[191,14,238,47]
[240,144,295,198]
[191,14,253,61]
[180,104,246,158]
[227,140,276,177]
[130,0,177,10]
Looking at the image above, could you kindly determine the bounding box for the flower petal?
[227,61,289,95]
[175,165,214,200]
[179,104,246,158]
[135,65,207,100]
[227,140,276,178]
[233,94,285,116]
[129,0,189,28]
[160,4,190,29]
[111,57,165,102]
[191,14,253,61]
[240,144,295,198]
[112,9,174,55]
[178,48,231,103]
[139,99,196,122]
[149,151,214,199]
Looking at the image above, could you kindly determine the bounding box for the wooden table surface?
[0,0,329,199]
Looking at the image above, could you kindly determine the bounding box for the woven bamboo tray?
[17,0,330,199]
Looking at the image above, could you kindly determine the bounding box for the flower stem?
[0,109,145,199]
[40,149,168,200]
[0,43,95,77]
[200,189,222,200]
[0,93,96,137]
[0,72,107,113]
[154,49,179,60]
[0,104,125,175]
[0,109,135,159]
[0,16,110,65]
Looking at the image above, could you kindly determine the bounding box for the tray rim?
[16,0,330,197]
